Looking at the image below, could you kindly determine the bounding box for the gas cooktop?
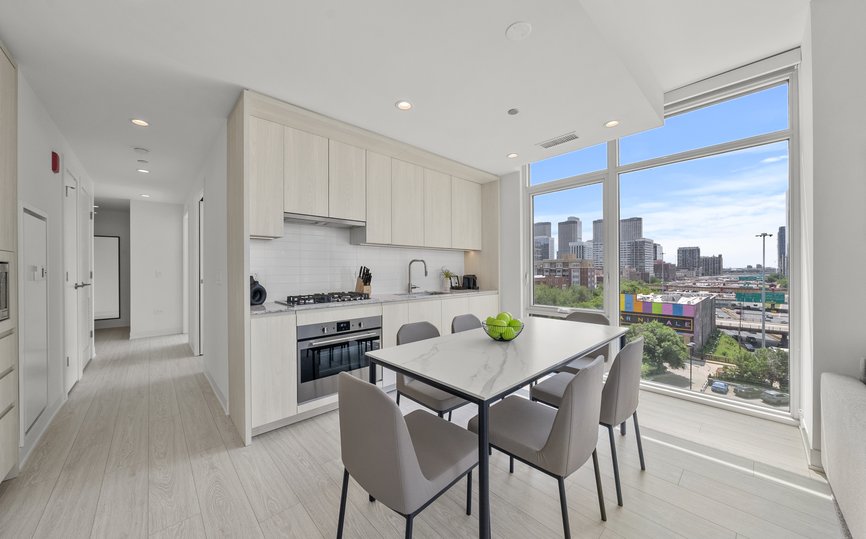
[278,291,370,306]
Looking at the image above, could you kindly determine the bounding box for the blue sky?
[531,84,789,269]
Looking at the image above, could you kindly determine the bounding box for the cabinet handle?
[308,332,380,347]
[0,329,13,341]
[0,367,12,381]
[0,403,13,422]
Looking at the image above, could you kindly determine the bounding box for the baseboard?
[18,394,67,470]
[800,424,824,471]
[204,368,228,414]
[129,328,183,340]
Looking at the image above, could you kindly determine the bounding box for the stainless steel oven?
[0,261,9,323]
[297,315,382,404]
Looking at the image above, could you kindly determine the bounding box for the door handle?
[74,282,92,289]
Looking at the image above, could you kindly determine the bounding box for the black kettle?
[250,276,267,305]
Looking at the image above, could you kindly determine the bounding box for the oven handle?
[307,332,381,347]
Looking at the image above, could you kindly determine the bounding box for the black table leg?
[368,360,377,384]
[477,401,490,539]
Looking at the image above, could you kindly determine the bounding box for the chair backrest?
[338,372,427,514]
[599,337,644,427]
[564,311,610,326]
[397,321,440,345]
[540,355,605,477]
[451,314,482,333]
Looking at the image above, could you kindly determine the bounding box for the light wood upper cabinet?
[251,314,297,428]
[0,51,16,252]
[391,159,425,247]
[423,169,452,249]
[365,151,392,244]
[248,117,285,238]
[328,140,366,222]
[284,126,329,217]
[451,177,482,250]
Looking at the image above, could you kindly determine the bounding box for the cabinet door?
[329,140,366,221]
[248,116,285,238]
[0,51,16,252]
[407,299,443,335]
[441,296,470,334]
[391,159,425,246]
[468,294,500,322]
[284,127,329,217]
[0,330,17,479]
[251,314,297,428]
[451,177,482,250]
[423,169,452,248]
[365,151,391,244]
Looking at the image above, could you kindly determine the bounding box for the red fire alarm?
[51,152,60,174]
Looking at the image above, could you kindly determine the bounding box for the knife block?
[354,278,371,296]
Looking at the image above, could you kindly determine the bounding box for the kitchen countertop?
[250,289,498,316]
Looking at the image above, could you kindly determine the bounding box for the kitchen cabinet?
[284,126,329,217]
[423,169,452,249]
[0,50,16,252]
[391,159,425,247]
[363,151,391,244]
[469,294,500,321]
[440,296,470,334]
[451,177,482,250]
[248,116,285,238]
[328,140,366,222]
[407,298,444,335]
[0,329,17,479]
[251,314,297,428]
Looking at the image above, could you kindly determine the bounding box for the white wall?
[799,0,866,461]
[249,223,466,299]
[497,171,525,317]
[93,206,130,329]
[16,73,94,462]
[129,200,184,339]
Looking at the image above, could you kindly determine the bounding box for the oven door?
[297,330,382,404]
[0,261,9,325]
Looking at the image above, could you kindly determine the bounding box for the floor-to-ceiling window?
[528,67,796,415]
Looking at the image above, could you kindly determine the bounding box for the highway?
[715,318,789,335]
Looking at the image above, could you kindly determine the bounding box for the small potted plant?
[441,267,456,292]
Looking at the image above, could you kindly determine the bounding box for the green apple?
[486,325,504,338]
[507,319,523,328]
[485,316,499,326]
[486,318,506,327]
[496,311,513,322]
[501,327,517,341]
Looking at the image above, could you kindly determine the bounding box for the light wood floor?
[0,329,844,538]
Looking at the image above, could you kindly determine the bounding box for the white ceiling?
[0,0,808,204]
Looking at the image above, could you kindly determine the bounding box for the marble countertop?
[365,317,627,402]
[250,289,498,316]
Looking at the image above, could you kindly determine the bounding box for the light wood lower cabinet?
[440,296,470,334]
[251,314,297,429]
[468,294,500,322]
[0,329,18,479]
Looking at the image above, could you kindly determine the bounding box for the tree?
[620,280,653,295]
[533,283,603,309]
[625,321,688,374]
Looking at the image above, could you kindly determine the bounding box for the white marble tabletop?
[366,317,627,402]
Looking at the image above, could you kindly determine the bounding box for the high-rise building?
[777,226,787,276]
[557,217,582,258]
[533,236,554,262]
[592,219,604,269]
[678,246,701,270]
[534,222,551,238]
[699,255,723,276]
[620,238,654,277]
[653,260,677,281]
[568,241,593,261]
[620,217,643,242]
[653,243,664,261]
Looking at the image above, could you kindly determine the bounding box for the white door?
[21,208,48,433]
[63,175,78,392]
[198,197,203,356]
[77,183,93,375]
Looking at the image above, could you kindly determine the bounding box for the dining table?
[365,316,628,539]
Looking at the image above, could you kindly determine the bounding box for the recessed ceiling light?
[133,147,150,154]
[507,153,519,159]
[604,120,620,128]
[395,100,413,111]
[505,21,532,41]
[137,169,150,174]
[137,159,149,164]
[507,108,519,116]
[139,194,151,198]
[93,205,99,208]
[130,118,149,127]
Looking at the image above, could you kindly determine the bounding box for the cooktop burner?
[283,291,370,306]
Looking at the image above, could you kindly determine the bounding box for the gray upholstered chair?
[559,311,611,373]
[337,373,477,539]
[395,321,468,421]
[529,338,646,507]
[468,356,607,536]
[451,313,482,333]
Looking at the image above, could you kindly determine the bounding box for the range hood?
[283,212,365,228]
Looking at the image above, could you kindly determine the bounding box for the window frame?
[525,61,800,423]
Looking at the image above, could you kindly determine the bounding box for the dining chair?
[451,313,482,333]
[467,356,607,537]
[337,373,477,539]
[559,311,611,373]
[529,338,646,507]
[395,321,468,421]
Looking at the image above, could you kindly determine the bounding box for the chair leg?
[448,410,452,422]
[369,494,375,502]
[396,392,401,405]
[509,456,514,474]
[633,411,646,471]
[591,449,607,522]
[337,469,349,539]
[437,411,444,418]
[466,471,472,515]
[405,514,414,539]
[557,477,570,538]
[620,421,626,436]
[607,425,623,507]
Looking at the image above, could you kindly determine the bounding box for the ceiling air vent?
[537,132,578,149]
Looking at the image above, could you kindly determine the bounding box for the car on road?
[761,390,790,406]
[733,384,763,399]
[710,381,729,395]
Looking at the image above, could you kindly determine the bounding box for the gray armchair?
[337,372,477,539]
[560,311,611,373]
[467,356,607,537]
[451,313,482,333]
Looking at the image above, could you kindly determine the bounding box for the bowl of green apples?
[482,312,524,341]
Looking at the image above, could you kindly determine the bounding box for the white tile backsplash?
[250,222,465,299]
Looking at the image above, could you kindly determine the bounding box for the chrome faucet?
[408,259,428,294]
